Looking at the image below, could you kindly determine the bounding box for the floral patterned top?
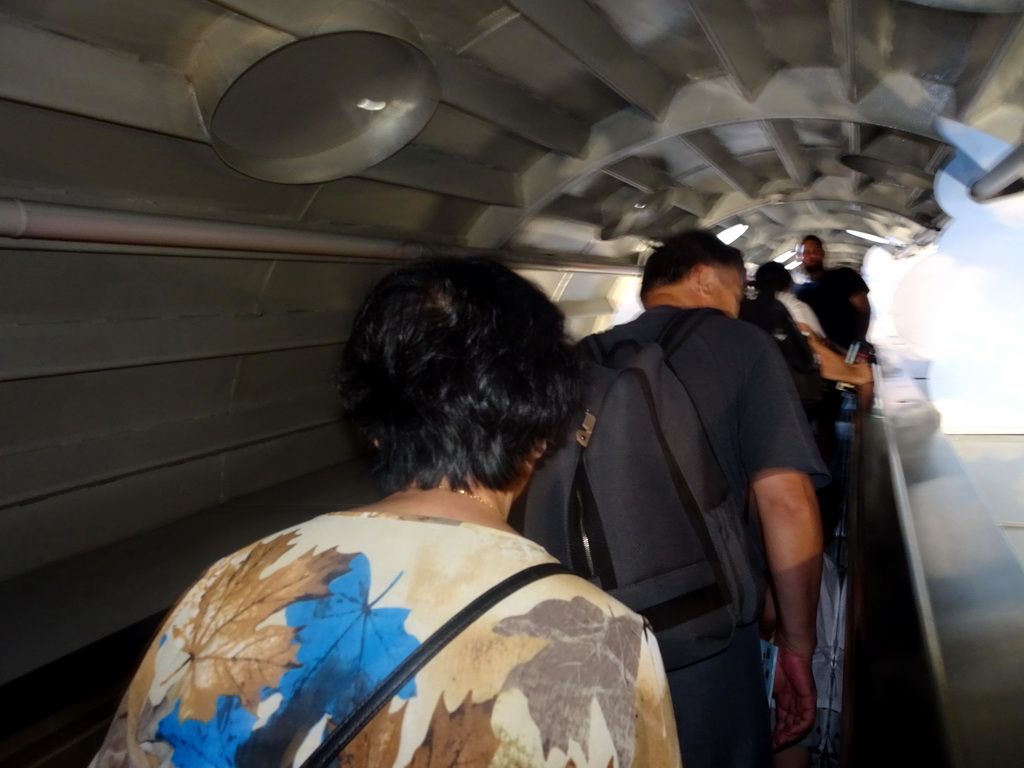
[90,511,682,768]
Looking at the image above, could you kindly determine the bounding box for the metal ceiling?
[1,0,1022,266]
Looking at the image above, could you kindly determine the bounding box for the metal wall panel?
[0,243,384,581]
[0,101,314,222]
[0,423,353,581]
[305,177,483,237]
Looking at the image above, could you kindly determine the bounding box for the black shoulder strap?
[581,329,607,361]
[583,307,717,367]
[658,307,717,358]
[298,561,571,768]
[657,308,734,491]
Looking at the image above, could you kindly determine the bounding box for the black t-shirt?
[596,306,830,620]
[611,306,828,493]
[739,296,826,410]
[794,267,869,348]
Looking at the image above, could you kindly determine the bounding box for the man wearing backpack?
[525,230,827,767]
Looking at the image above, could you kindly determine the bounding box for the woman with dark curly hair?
[92,257,681,768]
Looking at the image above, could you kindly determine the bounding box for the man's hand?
[771,646,816,749]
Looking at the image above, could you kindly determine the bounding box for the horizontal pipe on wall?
[0,198,641,275]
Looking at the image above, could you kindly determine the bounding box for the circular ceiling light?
[209,30,439,184]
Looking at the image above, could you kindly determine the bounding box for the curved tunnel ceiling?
[0,0,1022,267]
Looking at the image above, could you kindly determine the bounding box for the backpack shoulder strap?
[298,562,571,768]
[656,308,735,489]
[657,307,718,358]
[583,308,718,368]
[580,331,607,362]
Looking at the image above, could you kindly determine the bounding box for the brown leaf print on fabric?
[171,532,353,722]
[493,598,643,768]
[90,708,134,768]
[92,694,176,768]
[405,693,500,768]
[338,702,407,767]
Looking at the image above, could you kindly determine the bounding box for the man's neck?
[642,284,699,311]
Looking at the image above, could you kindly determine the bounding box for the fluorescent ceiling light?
[785,260,802,271]
[773,250,795,263]
[356,98,387,111]
[846,229,888,244]
[717,224,748,244]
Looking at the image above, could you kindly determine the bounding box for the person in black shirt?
[792,235,872,467]
[793,235,870,350]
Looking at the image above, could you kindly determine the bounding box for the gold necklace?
[442,486,502,517]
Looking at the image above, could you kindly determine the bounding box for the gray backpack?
[522,308,743,670]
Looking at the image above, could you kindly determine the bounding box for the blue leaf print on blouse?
[281,552,421,713]
[232,553,422,765]
[157,697,257,768]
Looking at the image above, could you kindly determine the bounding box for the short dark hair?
[753,261,793,296]
[641,229,744,298]
[336,257,579,494]
[800,235,823,248]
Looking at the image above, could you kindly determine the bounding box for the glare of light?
[356,98,387,111]
[773,250,795,263]
[846,228,889,244]
[717,224,749,244]
[785,260,802,271]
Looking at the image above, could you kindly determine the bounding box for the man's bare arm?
[801,326,872,386]
[751,469,823,748]
[850,291,871,342]
[752,469,822,655]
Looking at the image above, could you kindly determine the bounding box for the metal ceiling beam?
[741,221,786,248]
[905,187,934,209]
[540,195,605,226]
[905,143,947,210]
[640,210,699,238]
[506,0,675,120]
[361,145,521,206]
[956,13,1024,124]
[763,120,815,188]
[758,205,791,229]
[829,0,894,102]
[702,189,922,232]
[685,0,776,100]
[468,67,953,247]
[602,157,708,216]
[0,21,204,140]
[925,145,952,174]
[678,134,762,198]
[429,43,590,156]
[453,7,522,52]
[844,122,872,194]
